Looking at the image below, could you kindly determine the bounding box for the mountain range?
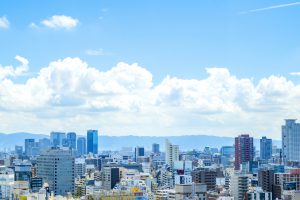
[0,133,281,151]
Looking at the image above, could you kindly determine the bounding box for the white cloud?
[240,2,300,14]
[0,57,300,138]
[0,16,9,29]
[290,72,300,76]
[0,55,29,79]
[85,49,106,56]
[41,15,79,29]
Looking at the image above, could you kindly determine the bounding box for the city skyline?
[1,1,300,139]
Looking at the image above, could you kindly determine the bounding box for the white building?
[229,173,251,200]
[165,140,179,170]
[175,175,192,185]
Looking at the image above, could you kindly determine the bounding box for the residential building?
[234,134,254,170]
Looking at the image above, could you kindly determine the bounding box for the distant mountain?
[0,133,281,151]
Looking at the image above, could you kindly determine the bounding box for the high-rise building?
[15,146,23,157]
[260,136,272,160]
[50,132,66,147]
[258,168,274,193]
[165,139,179,170]
[134,146,145,162]
[230,173,251,200]
[234,134,254,170]
[152,143,160,154]
[220,146,235,157]
[38,138,51,150]
[103,167,120,190]
[24,139,40,156]
[191,168,223,191]
[66,132,77,149]
[36,148,75,196]
[77,137,86,156]
[282,119,300,163]
[87,130,98,154]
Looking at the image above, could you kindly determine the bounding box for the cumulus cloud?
[0,55,29,79]
[290,72,300,76]
[0,57,299,138]
[41,15,79,29]
[0,16,9,29]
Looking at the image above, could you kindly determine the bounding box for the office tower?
[25,139,40,156]
[220,146,235,157]
[282,119,300,163]
[66,132,77,149]
[15,146,23,157]
[152,143,160,154]
[260,136,272,160]
[165,139,179,170]
[87,130,98,154]
[230,173,251,200]
[77,137,86,156]
[103,167,120,190]
[234,134,254,170]
[134,146,145,162]
[38,138,51,150]
[14,160,32,182]
[25,139,35,156]
[36,148,75,196]
[258,168,274,192]
[191,168,223,191]
[50,132,66,147]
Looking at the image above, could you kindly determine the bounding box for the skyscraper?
[134,146,145,162]
[66,132,77,149]
[165,139,179,170]
[260,136,272,160]
[50,132,66,147]
[103,167,120,190]
[25,139,40,156]
[36,148,75,196]
[152,143,160,154]
[25,139,35,156]
[282,119,300,163]
[87,130,98,154]
[77,137,86,156]
[234,134,254,170]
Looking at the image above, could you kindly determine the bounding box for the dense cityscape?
[0,119,299,199]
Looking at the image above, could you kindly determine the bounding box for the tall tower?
[282,119,300,163]
[234,134,254,170]
[66,132,77,149]
[77,137,86,156]
[36,148,75,196]
[260,136,272,160]
[50,132,66,147]
[87,130,98,154]
[165,139,179,170]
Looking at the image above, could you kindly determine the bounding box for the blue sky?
[1,0,300,82]
[0,0,300,138]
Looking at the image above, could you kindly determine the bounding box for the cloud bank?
[0,57,298,138]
